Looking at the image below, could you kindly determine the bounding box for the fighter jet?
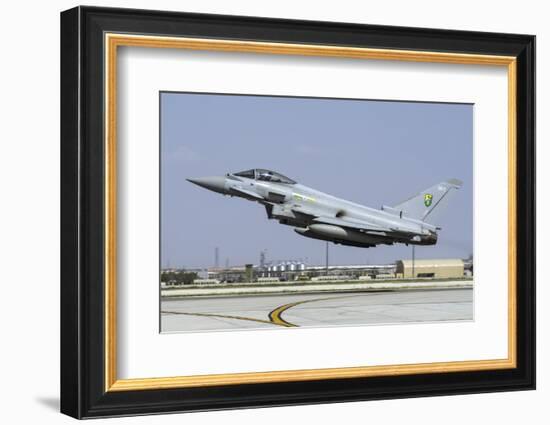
[187,169,462,248]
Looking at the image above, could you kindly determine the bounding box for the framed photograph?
[60,6,535,419]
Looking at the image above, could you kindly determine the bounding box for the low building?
[374,272,395,280]
[395,258,464,279]
[257,277,281,283]
[311,274,353,282]
[192,278,220,285]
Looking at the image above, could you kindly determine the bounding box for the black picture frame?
[61,5,535,419]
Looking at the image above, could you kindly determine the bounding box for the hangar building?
[395,258,464,279]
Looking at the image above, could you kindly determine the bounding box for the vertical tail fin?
[392,178,463,224]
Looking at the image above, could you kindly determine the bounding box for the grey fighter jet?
[187,169,462,248]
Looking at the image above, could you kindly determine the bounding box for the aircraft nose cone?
[186,176,227,194]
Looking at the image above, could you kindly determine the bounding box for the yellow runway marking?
[162,310,285,327]
[268,294,359,327]
[165,293,377,329]
[268,302,302,327]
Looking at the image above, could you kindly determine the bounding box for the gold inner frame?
[104,33,517,392]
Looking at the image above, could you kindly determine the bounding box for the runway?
[161,288,473,333]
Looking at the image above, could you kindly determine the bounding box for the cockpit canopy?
[233,169,296,184]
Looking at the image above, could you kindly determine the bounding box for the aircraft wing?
[312,216,390,233]
[291,206,418,235]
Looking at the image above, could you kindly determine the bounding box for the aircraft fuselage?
[188,169,462,248]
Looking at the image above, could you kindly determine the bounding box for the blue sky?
[160,92,473,269]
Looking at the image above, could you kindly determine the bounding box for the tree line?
[160,270,198,285]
